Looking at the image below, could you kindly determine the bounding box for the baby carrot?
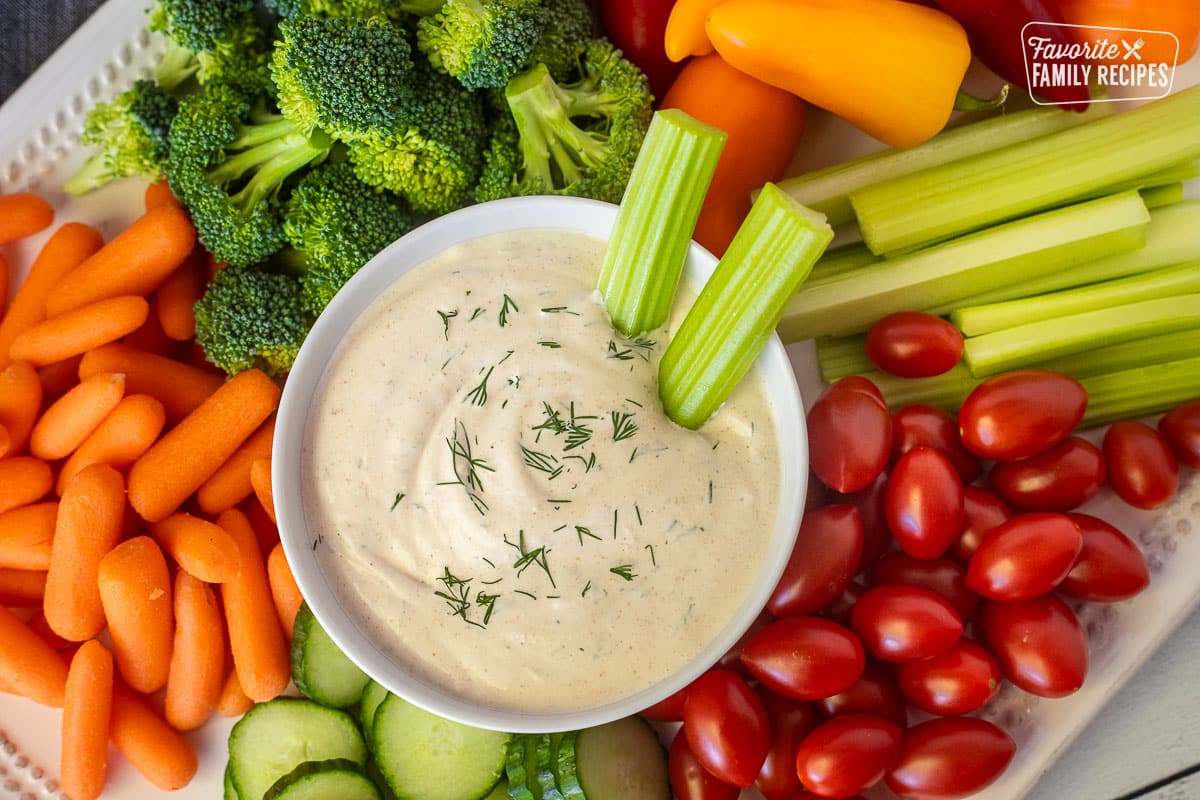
[27,610,74,654]
[0,223,104,369]
[0,502,57,571]
[57,394,166,495]
[149,512,240,584]
[267,542,303,640]
[0,361,43,454]
[0,457,53,513]
[245,495,281,556]
[79,343,223,425]
[0,604,68,706]
[0,192,54,244]
[250,458,276,524]
[0,567,46,606]
[144,179,180,212]
[0,424,8,459]
[30,371,126,460]
[98,536,174,694]
[0,253,7,323]
[121,296,177,356]
[218,508,290,702]
[45,204,196,317]
[9,295,149,367]
[216,666,254,717]
[164,571,226,731]
[44,464,125,641]
[38,355,84,399]
[197,417,275,515]
[129,369,281,523]
[156,248,206,341]
[61,639,114,800]
[110,681,198,791]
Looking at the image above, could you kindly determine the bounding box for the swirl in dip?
[302,229,782,713]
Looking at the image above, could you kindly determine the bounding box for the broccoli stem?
[507,64,612,189]
[398,0,447,14]
[230,131,331,213]
[63,153,116,196]
[155,41,199,93]
[230,116,303,150]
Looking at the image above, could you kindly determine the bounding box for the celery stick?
[963,294,1200,377]
[1081,356,1200,428]
[1141,183,1184,210]
[597,109,726,337]
[816,334,870,382]
[954,262,1200,337]
[778,191,1149,343]
[774,104,1113,227]
[807,243,882,286]
[869,365,980,412]
[659,184,833,429]
[1039,329,1200,378]
[938,201,1200,311]
[851,86,1200,254]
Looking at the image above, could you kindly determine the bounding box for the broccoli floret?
[348,58,488,214]
[476,40,653,204]
[264,0,416,19]
[281,161,415,315]
[194,266,313,377]
[148,0,270,93]
[271,15,414,141]
[530,0,594,80]
[416,0,544,90]
[167,82,333,267]
[63,80,177,196]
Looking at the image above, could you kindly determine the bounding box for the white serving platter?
[0,2,1197,798]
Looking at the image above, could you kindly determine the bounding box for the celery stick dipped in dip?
[302,229,782,712]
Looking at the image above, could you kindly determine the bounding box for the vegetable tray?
[0,1,1197,798]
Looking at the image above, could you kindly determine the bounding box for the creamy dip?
[302,230,782,712]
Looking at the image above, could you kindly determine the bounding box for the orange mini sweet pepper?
[664,0,726,62]
[705,0,971,147]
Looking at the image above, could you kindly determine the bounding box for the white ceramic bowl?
[274,195,808,733]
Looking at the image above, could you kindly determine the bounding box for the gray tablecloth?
[1,0,106,103]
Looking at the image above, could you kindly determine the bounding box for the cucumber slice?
[483,780,511,800]
[576,717,669,800]
[360,680,390,741]
[228,698,367,800]
[224,762,240,800]
[291,602,370,708]
[551,732,584,800]
[372,694,511,800]
[532,734,565,800]
[505,736,534,800]
[264,759,382,800]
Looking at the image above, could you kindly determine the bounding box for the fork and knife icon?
[1121,38,1146,60]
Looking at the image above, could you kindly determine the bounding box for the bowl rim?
[274,194,808,733]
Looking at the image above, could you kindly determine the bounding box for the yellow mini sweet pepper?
[705,0,971,148]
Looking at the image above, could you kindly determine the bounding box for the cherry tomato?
[640,683,688,721]
[1060,513,1150,602]
[865,312,964,379]
[683,669,770,787]
[717,611,774,679]
[835,477,892,570]
[966,513,1082,602]
[977,594,1088,697]
[816,661,908,728]
[808,377,892,494]
[1159,399,1200,468]
[988,436,1106,512]
[850,585,962,663]
[741,617,866,700]
[953,486,1013,564]
[958,370,1087,461]
[768,506,864,618]
[599,0,684,98]
[669,727,740,800]
[795,714,903,799]
[1103,420,1180,510]
[820,580,867,627]
[885,718,1016,799]
[891,404,982,484]
[755,689,818,800]
[895,638,1002,716]
[870,552,978,622]
[886,447,964,560]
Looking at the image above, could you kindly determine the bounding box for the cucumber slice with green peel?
[224,762,240,800]
[291,602,370,708]
[372,694,511,800]
[551,732,584,800]
[263,759,382,800]
[533,734,565,800]
[505,736,534,800]
[576,717,669,800]
[228,698,367,800]
[483,781,511,800]
[360,680,389,740]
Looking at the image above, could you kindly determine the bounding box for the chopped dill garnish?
[553,524,568,532]
[499,350,515,364]
[515,589,537,599]
[482,557,495,568]
[576,525,600,545]
[607,336,656,362]
[541,306,580,315]
[645,544,656,565]
[499,294,519,326]
[547,498,572,505]
[440,420,494,515]
[625,398,643,407]
[709,480,713,503]
[465,365,494,406]
[507,531,556,587]
[612,508,618,539]
[532,402,595,451]
[521,445,562,479]
[437,309,458,340]
[435,567,489,628]
[538,341,561,348]
[610,564,637,581]
[390,493,405,511]
[611,411,638,442]
[629,447,638,463]
[470,307,485,321]
[565,452,597,472]
[476,592,499,623]
[581,581,592,597]
[635,504,643,525]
